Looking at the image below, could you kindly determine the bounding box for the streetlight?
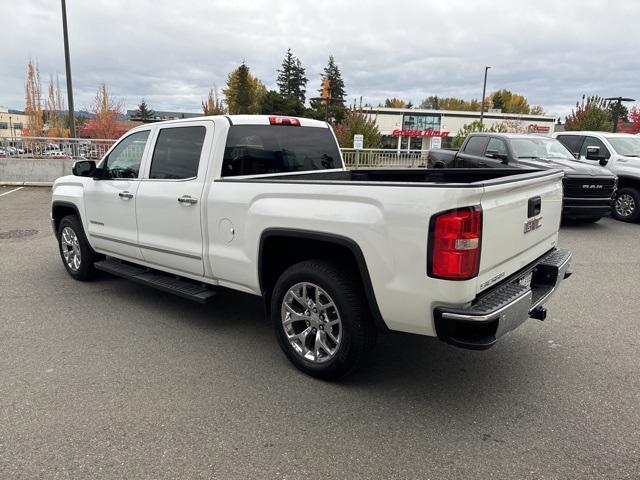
[61,0,76,138]
[605,96,635,133]
[479,66,491,130]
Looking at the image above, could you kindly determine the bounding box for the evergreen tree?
[223,62,266,114]
[276,49,308,106]
[309,56,347,123]
[420,96,440,109]
[236,63,251,114]
[259,90,305,116]
[609,102,629,123]
[132,99,155,120]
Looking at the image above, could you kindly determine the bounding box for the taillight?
[269,116,300,126]
[428,206,482,280]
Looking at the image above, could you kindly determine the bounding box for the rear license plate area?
[518,271,533,288]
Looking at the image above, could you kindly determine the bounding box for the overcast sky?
[3,0,638,119]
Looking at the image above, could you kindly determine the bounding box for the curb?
[0,182,53,187]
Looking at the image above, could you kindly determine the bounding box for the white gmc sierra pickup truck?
[51,115,572,379]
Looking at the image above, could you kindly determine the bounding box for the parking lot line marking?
[0,187,24,197]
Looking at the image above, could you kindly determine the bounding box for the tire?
[612,187,640,222]
[57,215,99,280]
[271,259,377,380]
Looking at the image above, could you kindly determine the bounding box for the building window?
[402,114,441,131]
[13,123,23,130]
[380,135,398,149]
[0,122,8,130]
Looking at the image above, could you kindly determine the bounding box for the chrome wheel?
[60,226,81,272]
[281,282,342,363]
[615,194,636,218]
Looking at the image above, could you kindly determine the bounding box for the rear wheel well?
[259,231,388,332]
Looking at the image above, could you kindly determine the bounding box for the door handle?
[118,191,133,199]
[178,195,198,205]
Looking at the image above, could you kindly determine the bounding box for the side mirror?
[72,160,96,177]
[486,150,508,162]
[585,146,601,161]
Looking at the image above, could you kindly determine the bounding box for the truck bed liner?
[220,168,559,186]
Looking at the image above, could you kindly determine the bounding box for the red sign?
[391,129,450,137]
[527,124,551,133]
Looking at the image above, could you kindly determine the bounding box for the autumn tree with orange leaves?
[622,107,640,134]
[45,75,69,138]
[202,86,226,115]
[81,83,125,139]
[24,60,45,137]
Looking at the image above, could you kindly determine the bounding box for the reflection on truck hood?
[619,155,640,169]
[517,157,615,177]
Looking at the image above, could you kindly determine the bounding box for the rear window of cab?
[221,125,341,177]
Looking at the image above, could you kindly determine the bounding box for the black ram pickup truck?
[428,133,617,222]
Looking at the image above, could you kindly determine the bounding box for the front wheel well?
[52,203,81,233]
[616,177,640,191]
[258,230,388,332]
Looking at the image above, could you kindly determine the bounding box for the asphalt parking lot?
[0,186,638,479]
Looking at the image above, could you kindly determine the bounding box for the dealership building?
[364,107,557,150]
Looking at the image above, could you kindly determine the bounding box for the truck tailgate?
[476,171,564,293]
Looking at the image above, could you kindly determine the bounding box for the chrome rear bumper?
[434,248,572,350]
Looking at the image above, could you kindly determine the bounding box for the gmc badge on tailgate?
[524,217,543,234]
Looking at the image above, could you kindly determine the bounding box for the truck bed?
[219,168,557,185]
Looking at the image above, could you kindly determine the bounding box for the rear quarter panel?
[206,180,485,335]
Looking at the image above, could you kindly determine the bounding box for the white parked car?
[43,150,69,158]
[51,115,572,379]
[554,132,640,222]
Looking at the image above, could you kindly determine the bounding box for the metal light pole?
[61,0,76,138]
[605,96,635,133]
[479,66,491,130]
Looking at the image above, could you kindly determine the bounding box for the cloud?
[2,0,638,118]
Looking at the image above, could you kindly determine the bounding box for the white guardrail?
[1,137,431,169]
[341,148,429,169]
[0,136,115,160]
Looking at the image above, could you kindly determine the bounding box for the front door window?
[102,131,150,179]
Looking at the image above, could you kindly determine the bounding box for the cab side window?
[580,136,610,159]
[486,138,508,158]
[149,126,206,179]
[102,131,150,179]
[464,136,489,156]
[556,135,584,157]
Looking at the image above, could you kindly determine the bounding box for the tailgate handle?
[528,196,541,218]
